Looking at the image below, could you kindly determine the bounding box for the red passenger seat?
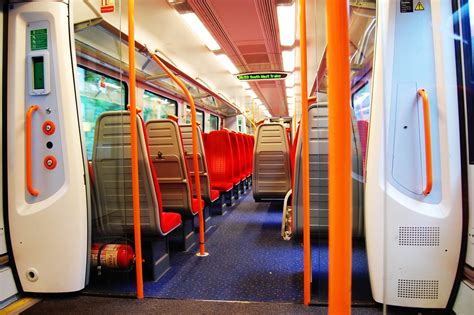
[228,132,242,184]
[206,130,234,192]
[357,120,369,175]
[237,133,249,178]
[290,123,300,181]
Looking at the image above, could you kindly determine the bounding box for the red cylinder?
[91,243,135,269]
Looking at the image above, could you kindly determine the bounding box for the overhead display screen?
[236,72,288,81]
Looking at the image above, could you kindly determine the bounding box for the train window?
[186,107,205,131]
[77,66,127,159]
[209,114,219,131]
[352,81,371,121]
[142,90,178,121]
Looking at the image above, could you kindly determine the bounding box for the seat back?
[180,124,213,203]
[206,130,234,190]
[228,132,241,183]
[253,123,292,199]
[146,119,195,216]
[292,103,364,238]
[92,111,169,236]
[290,123,301,184]
[237,133,248,178]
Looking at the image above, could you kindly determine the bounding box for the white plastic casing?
[7,1,88,293]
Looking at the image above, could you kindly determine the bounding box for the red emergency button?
[42,121,56,136]
[44,155,57,170]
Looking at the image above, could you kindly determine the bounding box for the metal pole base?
[196,252,209,257]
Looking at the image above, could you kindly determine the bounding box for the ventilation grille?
[398,226,440,246]
[397,279,439,299]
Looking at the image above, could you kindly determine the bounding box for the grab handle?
[418,89,432,196]
[26,105,39,197]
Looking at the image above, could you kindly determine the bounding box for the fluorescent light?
[182,13,221,51]
[241,82,251,90]
[277,3,296,46]
[285,73,295,87]
[282,50,295,72]
[217,54,239,74]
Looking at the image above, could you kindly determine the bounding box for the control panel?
[25,21,64,203]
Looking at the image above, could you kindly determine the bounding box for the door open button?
[42,121,55,135]
[44,155,57,170]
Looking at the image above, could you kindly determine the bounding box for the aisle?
[144,191,304,302]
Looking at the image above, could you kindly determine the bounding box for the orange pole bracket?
[148,52,208,257]
[298,0,312,306]
[327,0,352,314]
[128,0,144,299]
[418,89,433,196]
[26,105,39,197]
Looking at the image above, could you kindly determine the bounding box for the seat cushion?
[212,181,233,192]
[210,189,220,202]
[192,198,205,213]
[161,212,182,234]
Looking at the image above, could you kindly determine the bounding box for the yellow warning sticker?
[415,1,425,11]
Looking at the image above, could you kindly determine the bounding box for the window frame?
[186,106,205,132]
[78,65,129,105]
[143,89,178,120]
[77,65,128,160]
[351,80,370,120]
[209,113,220,131]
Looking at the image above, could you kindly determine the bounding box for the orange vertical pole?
[128,0,144,299]
[298,0,311,306]
[326,1,352,314]
[149,54,207,257]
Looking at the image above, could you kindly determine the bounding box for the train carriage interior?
[1,0,473,314]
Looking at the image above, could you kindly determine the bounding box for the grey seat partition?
[253,123,292,200]
[92,111,174,236]
[180,124,217,203]
[146,119,196,217]
[293,103,364,238]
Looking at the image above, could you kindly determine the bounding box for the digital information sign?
[236,72,288,81]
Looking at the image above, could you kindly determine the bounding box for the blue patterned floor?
[84,189,372,304]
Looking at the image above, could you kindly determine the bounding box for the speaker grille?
[398,226,440,246]
[397,279,439,299]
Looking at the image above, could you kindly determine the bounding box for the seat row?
[202,129,254,207]
[88,111,255,280]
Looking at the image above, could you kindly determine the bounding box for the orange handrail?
[298,0,311,306]
[327,0,352,314]
[128,0,144,299]
[148,52,207,257]
[418,89,433,196]
[26,105,39,197]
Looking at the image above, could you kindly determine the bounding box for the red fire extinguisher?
[91,243,135,270]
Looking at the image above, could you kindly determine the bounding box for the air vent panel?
[398,226,440,246]
[397,279,439,300]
